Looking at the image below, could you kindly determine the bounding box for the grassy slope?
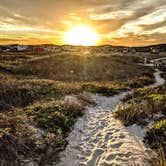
[0,51,155,109]
[0,50,155,165]
[13,53,153,81]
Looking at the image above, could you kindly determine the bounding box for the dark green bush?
[145,120,166,165]
[26,101,84,133]
[145,120,166,151]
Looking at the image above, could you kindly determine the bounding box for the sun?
[64,26,99,46]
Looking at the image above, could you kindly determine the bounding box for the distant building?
[33,46,45,52]
[0,45,31,52]
[16,45,29,51]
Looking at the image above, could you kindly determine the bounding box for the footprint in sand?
[106,154,116,160]
[119,134,126,139]
[104,132,113,141]
[110,142,123,148]
[86,148,104,165]
[114,129,121,132]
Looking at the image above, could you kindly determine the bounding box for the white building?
[16,45,29,51]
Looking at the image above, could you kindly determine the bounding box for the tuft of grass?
[24,101,84,164]
[114,101,150,126]
[0,79,84,111]
[126,75,155,89]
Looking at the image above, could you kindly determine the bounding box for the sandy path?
[56,71,164,166]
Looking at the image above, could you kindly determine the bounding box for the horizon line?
[0,43,166,48]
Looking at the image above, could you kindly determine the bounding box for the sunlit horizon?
[0,0,166,46]
[64,25,99,46]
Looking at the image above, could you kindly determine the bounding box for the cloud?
[140,19,166,31]
[107,32,166,46]
[90,2,166,32]
[0,0,166,45]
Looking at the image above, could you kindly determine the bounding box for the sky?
[0,0,166,46]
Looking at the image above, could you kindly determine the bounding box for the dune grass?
[115,84,166,125]
[0,50,156,165]
[0,79,84,111]
[0,51,155,110]
[0,74,155,112]
[10,52,153,81]
[114,83,166,165]
[0,99,85,165]
[26,101,85,133]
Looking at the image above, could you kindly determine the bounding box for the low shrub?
[0,100,85,165]
[26,101,84,134]
[0,109,41,165]
[0,79,83,111]
[115,83,166,126]
[126,76,154,89]
[114,101,150,126]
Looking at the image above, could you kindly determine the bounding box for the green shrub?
[145,120,166,150]
[0,100,85,165]
[26,101,84,133]
[116,84,166,126]
[145,120,166,165]
[60,102,85,118]
[114,102,148,126]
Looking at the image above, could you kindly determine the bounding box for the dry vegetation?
[13,53,153,81]
[0,48,156,165]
